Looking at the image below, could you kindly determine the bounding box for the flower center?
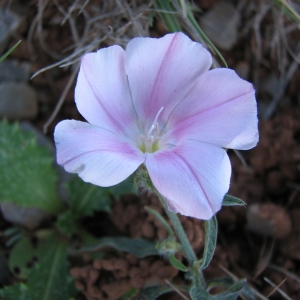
[139,107,164,153]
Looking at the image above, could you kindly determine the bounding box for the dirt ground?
[1,0,300,299]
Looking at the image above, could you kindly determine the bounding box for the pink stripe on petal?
[54,120,145,187]
[145,140,231,220]
[125,32,212,132]
[164,69,258,150]
[75,46,139,140]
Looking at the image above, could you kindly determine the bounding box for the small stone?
[0,7,25,53]
[0,82,38,120]
[246,203,292,239]
[0,59,30,82]
[200,2,240,50]
[0,202,52,230]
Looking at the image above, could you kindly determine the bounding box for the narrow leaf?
[132,285,185,300]
[210,279,246,300]
[169,253,188,272]
[0,40,21,62]
[0,283,27,300]
[200,216,218,270]
[222,195,246,207]
[77,237,158,258]
[145,206,174,237]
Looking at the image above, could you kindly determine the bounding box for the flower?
[54,32,258,220]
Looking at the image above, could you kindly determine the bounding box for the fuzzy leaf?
[169,253,188,272]
[78,237,158,258]
[209,279,246,300]
[0,121,63,214]
[222,195,246,207]
[200,216,218,270]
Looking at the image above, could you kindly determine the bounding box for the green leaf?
[67,176,112,216]
[108,175,136,198]
[154,0,181,32]
[131,285,182,300]
[169,253,188,272]
[0,40,21,62]
[190,282,209,300]
[8,230,61,279]
[77,237,158,258]
[222,195,246,207]
[209,279,246,300]
[0,121,63,214]
[25,241,75,300]
[145,206,174,237]
[200,216,218,270]
[0,283,27,300]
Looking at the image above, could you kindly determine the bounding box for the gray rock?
[200,2,240,50]
[0,202,52,230]
[0,82,38,120]
[0,8,25,54]
[0,59,31,82]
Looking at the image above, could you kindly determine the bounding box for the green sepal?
[222,195,246,207]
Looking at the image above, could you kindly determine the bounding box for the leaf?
[0,121,63,214]
[108,176,136,198]
[0,40,21,62]
[169,253,188,272]
[0,283,27,300]
[26,241,75,300]
[145,206,174,237]
[67,176,112,216]
[8,230,61,279]
[209,279,246,300]
[222,195,246,207]
[77,237,158,258]
[131,285,178,300]
[200,216,218,270]
[190,282,209,300]
[154,0,181,32]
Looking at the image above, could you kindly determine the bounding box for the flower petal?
[164,69,258,150]
[145,140,231,219]
[75,45,139,140]
[54,120,145,187]
[125,32,212,132]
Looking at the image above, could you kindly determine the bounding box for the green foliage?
[200,216,218,270]
[77,237,158,258]
[169,253,188,272]
[0,40,21,62]
[131,285,185,299]
[222,194,246,207]
[0,120,63,214]
[0,230,75,300]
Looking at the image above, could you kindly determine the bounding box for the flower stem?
[156,192,206,287]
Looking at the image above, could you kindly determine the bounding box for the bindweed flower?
[54,33,258,220]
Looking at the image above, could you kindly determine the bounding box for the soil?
[1,0,300,299]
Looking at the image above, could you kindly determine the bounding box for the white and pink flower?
[54,32,258,220]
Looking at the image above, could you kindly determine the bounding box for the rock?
[0,82,38,120]
[0,202,52,230]
[0,7,24,53]
[0,59,30,82]
[246,203,292,239]
[200,2,240,50]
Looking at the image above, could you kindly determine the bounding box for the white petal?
[145,140,231,219]
[55,120,145,187]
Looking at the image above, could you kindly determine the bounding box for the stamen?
[147,106,164,136]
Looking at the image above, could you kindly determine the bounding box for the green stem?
[156,191,206,287]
